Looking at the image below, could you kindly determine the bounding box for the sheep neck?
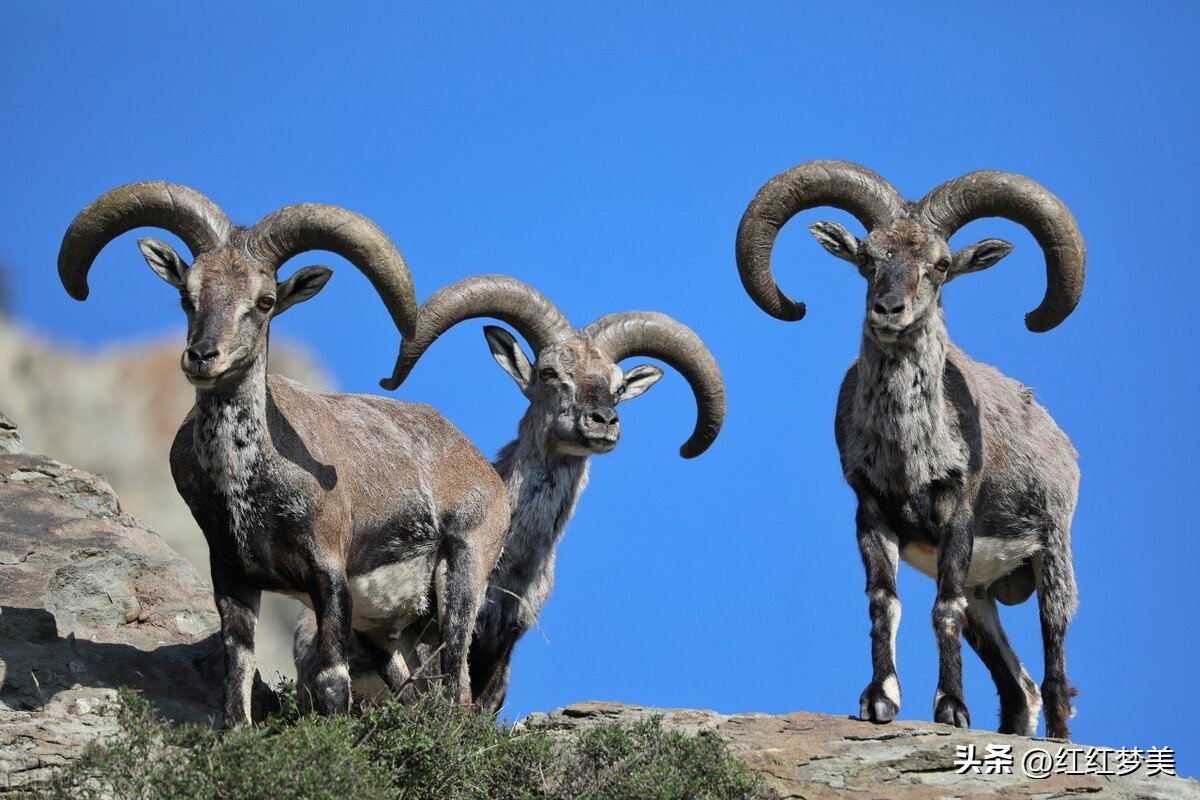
[852,309,967,496]
[486,407,591,632]
[192,351,269,558]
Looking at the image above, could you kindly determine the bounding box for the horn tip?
[747,295,806,322]
[59,272,90,301]
[679,440,707,459]
[1024,309,1059,333]
[774,300,806,322]
[380,352,413,391]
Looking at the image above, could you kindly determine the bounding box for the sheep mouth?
[584,435,618,454]
[181,360,250,390]
[184,373,219,389]
[554,430,619,457]
[868,321,913,343]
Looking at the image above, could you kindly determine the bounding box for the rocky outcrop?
[1,413,1196,797]
[524,702,1199,799]
[0,412,229,788]
[0,318,328,680]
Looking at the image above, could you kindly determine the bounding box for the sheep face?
[483,326,662,458]
[137,237,331,390]
[809,219,1014,346]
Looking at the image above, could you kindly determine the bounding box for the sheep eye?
[257,296,276,312]
[180,292,194,311]
[934,258,951,272]
[539,368,556,382]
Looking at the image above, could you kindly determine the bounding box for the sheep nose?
[185,343,220,364]
[589,407,618,426]
[872,300,906,317]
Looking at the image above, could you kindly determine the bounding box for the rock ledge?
[0,411,223,788]
[524,701,1198,799]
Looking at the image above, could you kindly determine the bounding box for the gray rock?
[0,318,329,682]
[524,701,1200,799]
[0,421,233,789]
[0,412,21,456]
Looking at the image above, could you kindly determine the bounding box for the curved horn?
[247,204,418,339]
[380,274,573,390]
[582,312,725,458]
[915,171,1086,332]
[58,181,233,300]
[736,160,906,321]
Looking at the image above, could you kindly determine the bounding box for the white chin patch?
[555,441,597,457]
[185,373,218,389]
[870,325,902,340]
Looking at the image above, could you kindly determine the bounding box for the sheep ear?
[138,238,188,289]
[276,266,333,315]
[483,325,533,392]
[618,364,663,403]
[947,239,1013,282]
[808,221,861,265]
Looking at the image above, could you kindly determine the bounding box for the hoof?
[221,715,251,730]
[314,665,352,715]
[934,693,971,728]
[859,682,899,724]
[1042,682,1077,740]
[997,712,1038,737]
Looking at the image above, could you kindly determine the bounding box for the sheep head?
[808,218,1012,345]
[381,274,725,458]
[736,161,1086,334]
[57,181,417,388]
[484,325,663,457]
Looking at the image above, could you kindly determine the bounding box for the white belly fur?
[900,537,1039,588]
[348,556,437,631]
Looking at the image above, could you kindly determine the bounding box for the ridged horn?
[582,312,725,458]
[915,171,1086,332]
[247,204,417,339]
[58,181,233,300]
[381,274,573,390]
[736,160,905,321]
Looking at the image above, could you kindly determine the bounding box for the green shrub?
[20,688,760,800]
[552,717,762,800]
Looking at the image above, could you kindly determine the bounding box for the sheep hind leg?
[436,495,509,706]
[292,608,321,712]
[359,624,442,705]
[470,635,517,715]
[964,593,1041,736]
[355,631,412,699]
[1034,542,1078,739]
[433,554,486,705]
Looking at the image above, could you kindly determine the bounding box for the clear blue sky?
[3,2,1197,777]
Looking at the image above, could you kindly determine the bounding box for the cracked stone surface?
[0,318,328,682]
[524,702,1200,799]
[3,407,1197,799]
[0,416,228,789]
